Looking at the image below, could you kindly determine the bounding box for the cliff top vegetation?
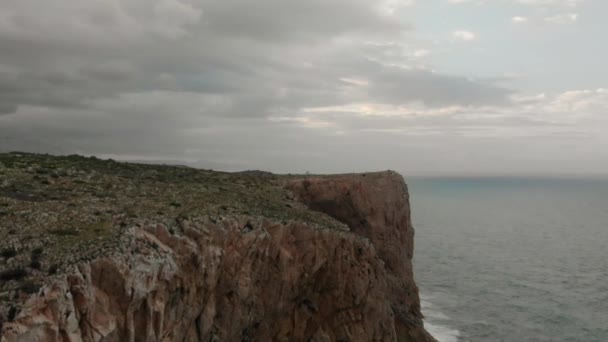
[0,152,347,303]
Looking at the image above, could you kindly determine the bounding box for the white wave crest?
[421,294,460,342]
[425,321,460,342]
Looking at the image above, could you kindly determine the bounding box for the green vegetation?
[0,268,27,281]
[19,280,40,294]
[49,229,80,236]
[0,152,344,305]
[1,247,17,259]
[30,248,43,270]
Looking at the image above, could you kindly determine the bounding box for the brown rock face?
[1,172,434,341]
[285,172,433,342]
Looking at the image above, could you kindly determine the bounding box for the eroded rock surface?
[0,153,433,341]
[285,172,432,342]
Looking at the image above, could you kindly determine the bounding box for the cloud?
[515,0,583,7]
[448,0,487,4]
[0,0,507,120]
[544,13,579,24]
[413,49,431,58]
[9,0,604,175]
[511,16,529,23]
[451,30,477,41]
[361,65,510,107]
[1,87,605,175]
[294,88,608,140]
[450,0,583,7]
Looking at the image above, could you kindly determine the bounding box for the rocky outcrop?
[285,172,432,342]
[1,171,434,341]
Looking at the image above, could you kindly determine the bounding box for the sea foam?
[421,294,460,342]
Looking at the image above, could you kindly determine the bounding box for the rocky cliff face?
[284,172,431,341]
[0,154,433,341]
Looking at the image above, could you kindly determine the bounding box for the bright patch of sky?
[405,0,607,94]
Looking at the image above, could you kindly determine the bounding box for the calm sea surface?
[409,177,608,342]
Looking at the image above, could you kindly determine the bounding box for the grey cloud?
[0,94,604,176]
[285,107,554,135]
[0,0,532,174]
[0,103,17,115]
[82,62,136,83]
[0,68,137,114]
[366,66,512,107]
[199,0,405,42]
[0,0,510,115]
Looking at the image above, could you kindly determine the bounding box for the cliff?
[0,153,434,341]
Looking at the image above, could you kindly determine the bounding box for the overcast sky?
[0,0,606,176]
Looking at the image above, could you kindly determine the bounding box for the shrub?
[49,229,79,236]
[0,267,28,281]
[1,247,18,259]
[30,259,41,270]
[48,264,59,275]
[7,306,17,321]
[19,280,40,294]
[29,247,43,269]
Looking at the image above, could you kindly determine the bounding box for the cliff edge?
[0,153,434,341]
[284,173,432,341]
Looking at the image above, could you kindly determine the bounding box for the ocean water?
[409,177,608,342]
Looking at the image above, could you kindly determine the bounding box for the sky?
[0,0,606,176]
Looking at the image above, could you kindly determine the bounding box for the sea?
[408,177,608,342]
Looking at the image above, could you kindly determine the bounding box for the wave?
[421,294,460,342]
[425,321,460,342]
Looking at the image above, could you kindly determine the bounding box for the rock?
[0,156,434,341]
[285,172,434,342]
